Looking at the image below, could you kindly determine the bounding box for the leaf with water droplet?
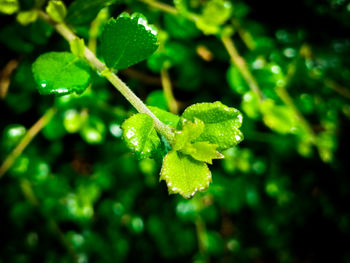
[121,113,161,159]
[181,101,243,150]
[32,52,91,95]
[160,151,211,199]
[101,12,159,70]
[173,118,204,150]
[181,142,223,164]
[173,119,223,164]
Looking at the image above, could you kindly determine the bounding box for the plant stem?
[0,59,19,99]
[161,67,178,114]
[195,215,208,262]
[0,107,56,178]
[221,35,264,101]
[138,0,178,15]
[231,18,256,50]
[38,11,175,145]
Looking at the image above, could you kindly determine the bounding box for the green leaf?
[0,0,19,15]
[174,118,205,151]
[80,116,106,144]
[146,90,168,110]
[195,0,232,35]
[46,0,67,23]
[121,113,161,159]
[148,106,180,128]
[16,10,39,25]
[160,151,211,199]
[260,99,297,134]
[227,66,248,95]
[101,12,159,70]
[181,142,223,164]
[181,101,243,150]
[32,52,91,95]
[66,0,116,25]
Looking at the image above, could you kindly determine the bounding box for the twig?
[0,59,19,99]
[161,67,178,114]
[121,68,162,86]
[0,107,56,178]
[195,215,208,262]
[138,0,178,15]
[324,79,350,100]
[231,18,256,51]
[221,35,264,100]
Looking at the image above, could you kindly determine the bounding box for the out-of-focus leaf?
[46,0,66,23]
[66,0,116,25]
[0,0,19,15]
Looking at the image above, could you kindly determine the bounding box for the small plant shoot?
[1,0,348,261]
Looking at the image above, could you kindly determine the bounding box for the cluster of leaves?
[1,0,350,262]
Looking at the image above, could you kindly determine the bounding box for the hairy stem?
[161,67,178,114]
[38,11,175,144]
[0,107,56,178]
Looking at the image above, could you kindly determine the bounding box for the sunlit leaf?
[182,101,243,150]
[160,151,211,199]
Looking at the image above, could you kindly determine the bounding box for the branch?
[161,67,178,114]
[38,11,175,145]
[220,35,264,100]
[0,107,56,178]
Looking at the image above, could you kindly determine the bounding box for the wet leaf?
[160,151,211,199]
[182,101,243,150]
[101,12,159,70]
[181,142,223,164]
[121,113,160,159]
[32,52,91,95]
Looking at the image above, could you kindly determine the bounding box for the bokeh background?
[1,0,350,262]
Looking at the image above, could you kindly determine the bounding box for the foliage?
[1,0,350,262]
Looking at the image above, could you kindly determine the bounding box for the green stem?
[195,215,208,261]
[231,18,256,50]
[38,11,175,145]
[138,0,178,15]
[161,67,178,114]
[221,35,264,101]
[0,107,56,178]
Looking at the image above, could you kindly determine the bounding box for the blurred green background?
[1,0,350,262]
